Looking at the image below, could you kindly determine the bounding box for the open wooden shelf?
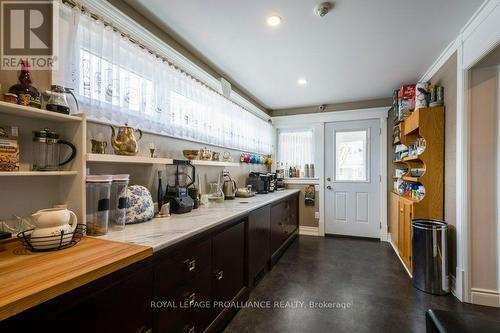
[403,155,421,161]
[0,171,78,177]
[0,101,83,123]
[402,176,419,182]
[86,154,173,165]
[191,159,240,167]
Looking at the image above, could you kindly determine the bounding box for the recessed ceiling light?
[298,78,307,85]
[267,15,282,26]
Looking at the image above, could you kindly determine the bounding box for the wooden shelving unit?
[0,103,86,224]
[390,106,444,273]
[87,153,173,165]
[191,159,240,167]
[86,154,240,167]
[0,171,78,177]
[0,101,83,123]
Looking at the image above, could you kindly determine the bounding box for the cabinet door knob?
[215,270,224,280]
[184,259,196,272]
[186,292,196,306]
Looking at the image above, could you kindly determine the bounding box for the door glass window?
[335,130,368,181]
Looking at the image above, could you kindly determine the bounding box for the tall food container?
[86,175,112,235]
[110,174,130,229]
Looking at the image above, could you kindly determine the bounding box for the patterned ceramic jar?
[126,185,154,224]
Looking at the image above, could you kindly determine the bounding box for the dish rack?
[17,224,86,252]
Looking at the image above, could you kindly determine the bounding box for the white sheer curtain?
[278,130,314,169]
[57,3,273,154]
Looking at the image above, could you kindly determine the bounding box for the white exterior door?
[325,119,381,238]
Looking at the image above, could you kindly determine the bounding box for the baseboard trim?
[299,226,320,236]
[388,235,413,278]
[470,288,500,307]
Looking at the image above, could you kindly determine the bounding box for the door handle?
[326,185,332,190]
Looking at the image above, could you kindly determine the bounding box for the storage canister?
[110,174,130,230]
[86,175,112,235]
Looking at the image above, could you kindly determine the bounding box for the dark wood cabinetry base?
[0,192,299,333]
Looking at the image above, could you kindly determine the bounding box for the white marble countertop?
[97,189,299,252]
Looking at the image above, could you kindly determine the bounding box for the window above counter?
[56,1,273,155]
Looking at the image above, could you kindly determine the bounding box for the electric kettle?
[222,171,237,200]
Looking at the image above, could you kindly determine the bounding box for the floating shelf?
[0,171,78,177]
[191,160,240,167]
[86,154,173,165]
[0,101,83,123]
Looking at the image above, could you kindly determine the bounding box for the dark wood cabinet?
[270,200,286,254]
[247,205,271,288]
[1,193,299,333]
[154,219,246,333]
[154,238,212,333]
[211,221,245,317]
[270,193,299,266]
[0,261,153,333]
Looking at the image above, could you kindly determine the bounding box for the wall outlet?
[315,212,320,219]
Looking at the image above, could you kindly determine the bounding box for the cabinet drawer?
[155,238,211,295]
[155,267,212,333]
[212,221,245,317]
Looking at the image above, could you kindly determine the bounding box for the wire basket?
[17,224,86,252]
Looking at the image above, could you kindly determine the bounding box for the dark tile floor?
[224,236,500,333]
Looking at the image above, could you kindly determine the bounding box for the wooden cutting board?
[0,237,152,321]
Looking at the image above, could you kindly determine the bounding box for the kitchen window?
[57,4,272,154]
[277,130,314,171]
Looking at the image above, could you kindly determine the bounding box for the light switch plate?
[314,185,320,191]
[315,212,320,219]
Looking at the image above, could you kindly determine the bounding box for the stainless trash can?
[412,219,449,295]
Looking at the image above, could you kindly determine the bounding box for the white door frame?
[272,107,388,240]
[419,0,500,303]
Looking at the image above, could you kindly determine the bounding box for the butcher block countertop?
[0,237,152,321]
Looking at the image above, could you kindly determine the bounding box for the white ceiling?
[124,0,483,110]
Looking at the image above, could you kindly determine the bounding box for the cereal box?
[0,125,20,171]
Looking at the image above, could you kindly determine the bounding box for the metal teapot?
[109,124,142,156]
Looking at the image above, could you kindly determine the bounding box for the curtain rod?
[60,0,269,122]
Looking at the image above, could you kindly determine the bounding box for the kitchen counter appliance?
[164,160,195,214]
[222,170,237,199]
[247,172,270,194]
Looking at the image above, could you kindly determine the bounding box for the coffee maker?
[248,172,270,194]
[163,160,195,214]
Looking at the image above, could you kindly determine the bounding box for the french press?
[32,128,77,171]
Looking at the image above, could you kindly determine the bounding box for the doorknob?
[326,177,331,181]
[326,185,332,190]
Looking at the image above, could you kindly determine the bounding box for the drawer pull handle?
[186,292,196,306]
[184,259,196,271]
[216,270,224,280]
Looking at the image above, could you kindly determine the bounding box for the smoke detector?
[314,2,333,17]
